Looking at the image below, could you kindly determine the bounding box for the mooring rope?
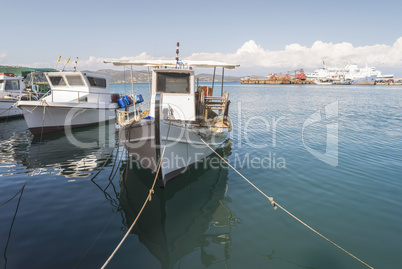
[74,143,126,268]
[0,103,16,133]
[89,140,119,182]
[35,105,47,157]
[0,102,17,117]
[3,179,26,269]
[103,141,121,191]
[197,136,374,269]
[0,182,27,207]
[101,119,172,269]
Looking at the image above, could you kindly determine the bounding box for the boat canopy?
[0,66,58,77]
[103,60,239,69]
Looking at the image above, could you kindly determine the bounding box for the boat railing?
[39,90,51,101]
[40,88,113,104]
[22,91,40,101]
[116,101,151,126]
[202,91,229,119]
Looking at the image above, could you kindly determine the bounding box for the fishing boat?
[17,71,128,135]
[0,73,37,119]
[105,45,239,187]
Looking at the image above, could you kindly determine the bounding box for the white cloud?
[28,38,402,74]
[187,38,402,74]
[0,52,7,62]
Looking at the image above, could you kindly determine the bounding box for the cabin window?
[0,80,4,90]
[156,72,190,93]
[49,76,66,86]
[66,75,85,86]
[5,80,19,91]
[87,76,107,88]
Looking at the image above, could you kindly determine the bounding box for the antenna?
[55,56,61,70]
[176,42,180,63]
[73,57,79,72]
[62,57,70,72]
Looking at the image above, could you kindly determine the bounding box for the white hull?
[120,119,228,187]
[18,101,120,134]
[0,99,23,119]
[313,81,333,85]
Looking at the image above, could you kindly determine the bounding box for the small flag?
[57,56,61,62]
[66,57,70,64]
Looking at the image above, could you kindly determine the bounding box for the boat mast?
[221,67,225,96]
[212,67,216,93]
[130,65,136,116]
[147,66,152,98]
[176,42,180,68]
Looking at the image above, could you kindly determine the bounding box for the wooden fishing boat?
[105,46,239,187]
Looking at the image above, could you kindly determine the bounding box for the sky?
[2,0,402,76]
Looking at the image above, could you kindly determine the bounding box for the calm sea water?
[0,83,401,269]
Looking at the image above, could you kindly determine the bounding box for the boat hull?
[351,75,376,85]
[0,99,23,119]
[17,101,120,135]
[119,119,229,186]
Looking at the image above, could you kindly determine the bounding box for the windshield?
[5,80,20,91]
[156,72,190,93]
[66,75,85,86]
[0,80,4,91]
[87,76,106,88]
[49,76,66,86]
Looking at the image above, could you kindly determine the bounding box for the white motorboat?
[105,48,239,187]
[17,71,127,135]
[0,73,37,119]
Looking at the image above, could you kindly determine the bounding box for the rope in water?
[73,145,127,269]
[197,137,374,269]
[101,119,172,269]
[0,182,27,207]
[89,140,119,181]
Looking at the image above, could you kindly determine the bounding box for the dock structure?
[240,77,314,85]
[376,78,402,85]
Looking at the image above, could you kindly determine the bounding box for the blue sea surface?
[0,83,401,268]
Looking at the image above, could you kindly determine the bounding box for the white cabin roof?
[46,71,111,80]
[0,74,24,80]
[104,60,240,69]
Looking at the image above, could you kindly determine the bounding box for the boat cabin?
[104,58,239,126]
[0,73,26,98]
[44,71,111,103]
[149,69,195,121]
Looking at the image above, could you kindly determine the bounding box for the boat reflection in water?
[119,140,239,268]
[26,125,116,178]
[0,121,116,178]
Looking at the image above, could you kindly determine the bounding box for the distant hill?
[22,69,243,84]
[88,69,242,83]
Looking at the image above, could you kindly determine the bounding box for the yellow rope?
[101,119,171,269]
[197,137,374,269]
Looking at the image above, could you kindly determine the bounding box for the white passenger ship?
[307,64,393,82]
